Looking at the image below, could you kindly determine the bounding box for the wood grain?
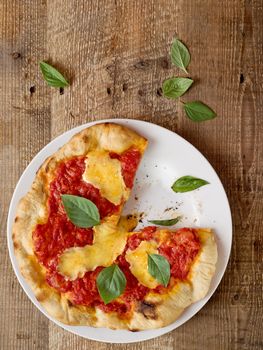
[0,1,50,349]
[0,0,262,349]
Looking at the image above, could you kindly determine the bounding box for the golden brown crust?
[13,122,147,326]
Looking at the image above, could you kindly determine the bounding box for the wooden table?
[1,1,262,349]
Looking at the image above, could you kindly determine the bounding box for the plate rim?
[7,118,232,343]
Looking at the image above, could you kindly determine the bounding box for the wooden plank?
[46,0,180,347]
[0,0,262,349]
[0,1,50,349]
[174,1,263,349]
[46,0,263,349]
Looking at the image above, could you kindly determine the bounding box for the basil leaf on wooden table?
[39,61,69,88]
[172,176,209,193]
[148,254,170,287]
[148,216,182,226]
[170,38,190,74]
[184,101,216,122]
[96,264,127,304]
[61,194,100,228]
[162,77,193,99]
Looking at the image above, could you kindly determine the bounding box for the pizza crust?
[12,122,147,326]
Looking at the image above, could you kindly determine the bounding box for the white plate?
[7,119,232,343]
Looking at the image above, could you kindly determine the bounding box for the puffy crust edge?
[12,122,147,326]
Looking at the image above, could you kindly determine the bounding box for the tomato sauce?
[126,226,157,250]
[159,228,201,280]
[110,148,141,188]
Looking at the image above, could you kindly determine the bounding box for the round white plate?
[7,119,232,343]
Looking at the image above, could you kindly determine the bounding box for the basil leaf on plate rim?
[148,216,182,226]
[39,61,69,88]
[170,38,190,74]
[162,77,193,99]
[148,254,170,287]
[183,101,216,122]
[61,194,100,228]
[96,264,127,304]
[171,176,209,193]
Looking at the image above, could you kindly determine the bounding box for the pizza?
[12,122,217,330]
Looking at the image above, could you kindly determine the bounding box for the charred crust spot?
[130,328,140,332]
[44,158,54,173]
[13,241,19,250]
[36,292,47,302]
[138,301,157,320]
[67,299,74,307]
[36,162,45,175]
[14,216,19,223]
[101,122,111,127]
[45,162,49,173]
[82,135,89,143]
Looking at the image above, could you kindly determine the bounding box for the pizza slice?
[68,226,217,330]
[94,226,217,330]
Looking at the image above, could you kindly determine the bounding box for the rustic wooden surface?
[0,0,262,349]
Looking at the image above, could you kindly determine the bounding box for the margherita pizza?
[12,122,217,330]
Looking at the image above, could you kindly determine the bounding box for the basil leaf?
[171,38,190,74]
[171,176,209,193]
[96,264,126,304]
[148,216,182,226]
[39,61,69,88]
[163,77,193,99]
[184,101,216,122]
[61,194,100,228]
[148,254,170,287]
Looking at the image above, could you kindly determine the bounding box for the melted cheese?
[58,216,129,280]
[82,151,127,205]
[125,241,159,289]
